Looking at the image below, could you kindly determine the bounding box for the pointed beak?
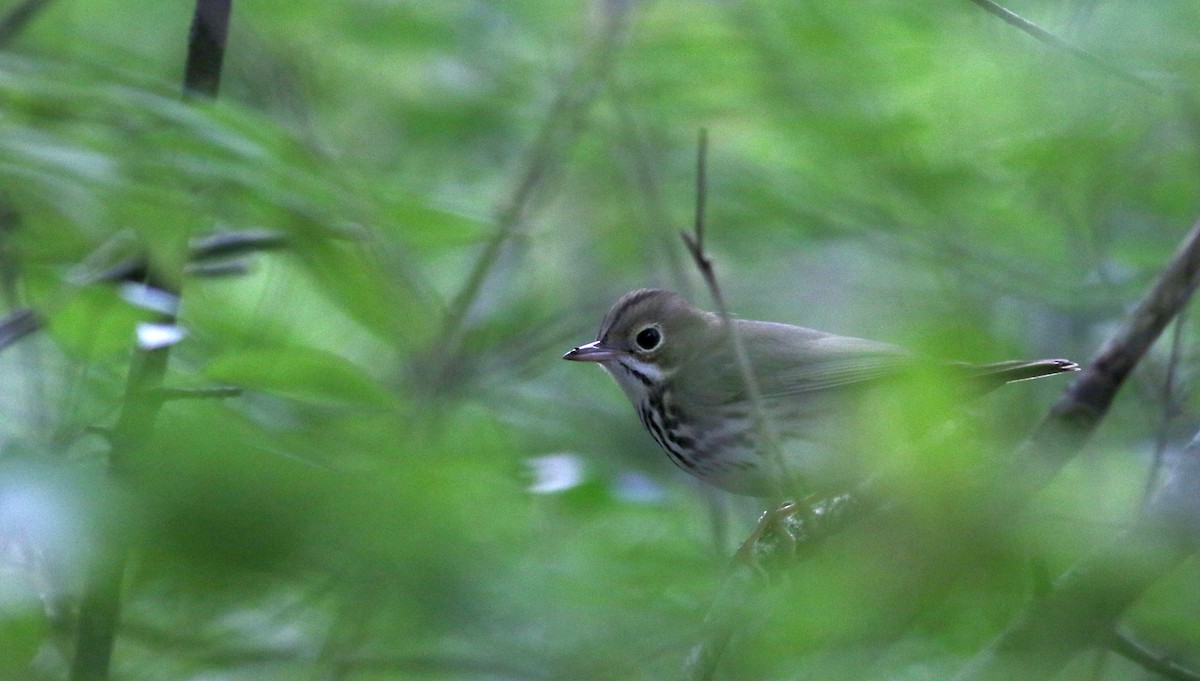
[563,340,617,362]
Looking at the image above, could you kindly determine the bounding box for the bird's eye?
[634,325,663,352]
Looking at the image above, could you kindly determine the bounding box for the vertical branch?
[678,129,818,681]
[690,129,708,250]
[69,342,173,681]
[183,0,232,98]
[70,3,233,679]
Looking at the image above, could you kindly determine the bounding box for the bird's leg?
[733,490,857,575]
[732,497,808,574]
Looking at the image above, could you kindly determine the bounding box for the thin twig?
[1111,627,1200,681]
[185,260,252,278]
[156,386,243,401]
[965,0,1164,95]
[677,129,817,681]
[189,229,287,261]
[0,307,41,353]
[431,5,630,379]
[677,128,764,681]
[690,129,708,255]
[679,129,791,500]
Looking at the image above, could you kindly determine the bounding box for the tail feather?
[967,358,1080,388]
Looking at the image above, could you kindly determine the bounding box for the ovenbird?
[564,289,1078,496]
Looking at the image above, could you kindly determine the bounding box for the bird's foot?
[733,497,807,575]
[733,491,855,576]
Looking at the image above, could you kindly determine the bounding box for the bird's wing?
[752,333,915,397]
[678,322,915,405]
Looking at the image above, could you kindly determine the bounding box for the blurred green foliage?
[0,0,1198,679]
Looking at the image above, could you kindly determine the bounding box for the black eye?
[634,325,662,351]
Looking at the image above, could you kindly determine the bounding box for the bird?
[564,288,1078,497]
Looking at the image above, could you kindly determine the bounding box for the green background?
[0,1,1198,679]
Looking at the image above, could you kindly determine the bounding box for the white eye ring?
[633,324,663,352]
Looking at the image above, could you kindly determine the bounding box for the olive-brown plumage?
[565,289,1078,496]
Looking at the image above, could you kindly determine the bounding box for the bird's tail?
[968,358,1080,387]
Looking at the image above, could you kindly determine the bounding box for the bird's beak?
[563,340,617,362]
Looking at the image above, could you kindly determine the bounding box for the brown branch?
[682,210,1200,681]
[812,215,1200,681]
[953,215,1200,680]
[1006,215,1200,499]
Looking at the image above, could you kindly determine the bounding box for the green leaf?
[0,579,47,674]
[204,346,395,408]
[46,286,151,360]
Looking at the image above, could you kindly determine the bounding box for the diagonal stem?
[953,214,1200,681]
[431,6,630,378]
[965,0,1163,94]
[1011,215,1200,494]
[0,0,54,49]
